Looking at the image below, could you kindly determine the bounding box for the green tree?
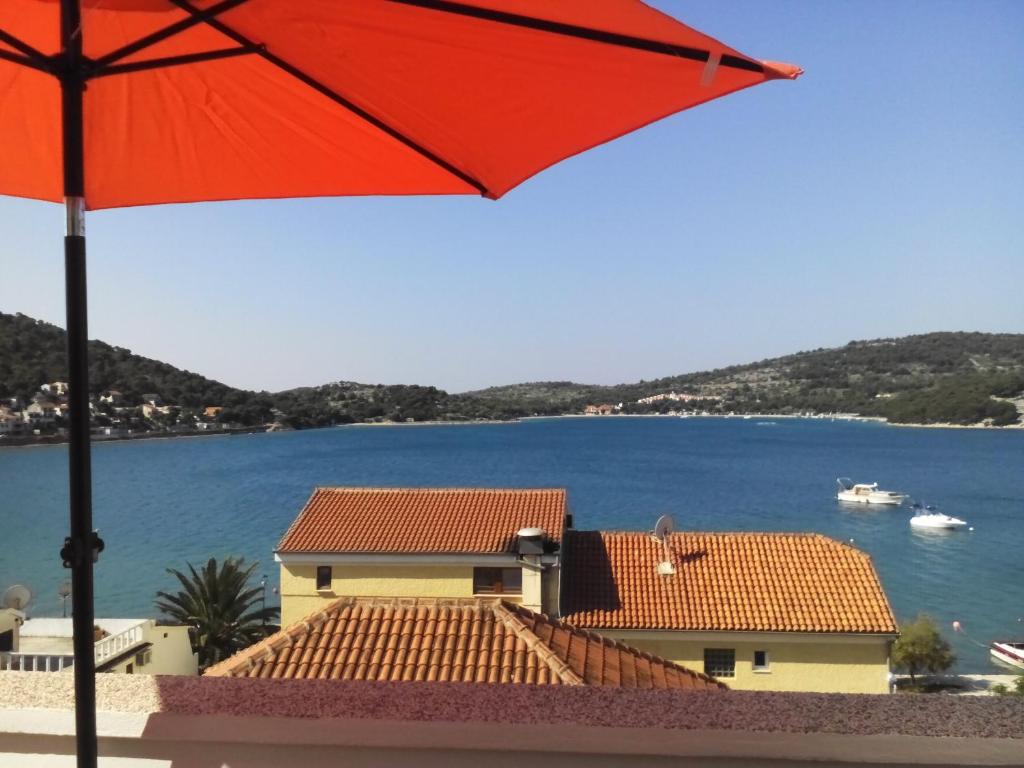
[892,614,956,684]
[990,675,1024,697]
[155,557,278,671]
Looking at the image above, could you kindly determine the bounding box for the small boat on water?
[836,478,906,505]
[908,504,968,530]
[990,641,1024,671]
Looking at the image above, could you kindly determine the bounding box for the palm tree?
[155,556,278,671]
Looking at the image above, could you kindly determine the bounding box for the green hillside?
[0,311,244,407]
[2,311,1022,427]
[468,333,1024,425]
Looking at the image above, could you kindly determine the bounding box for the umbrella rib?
[91,0,253,69]
[0,27,52,72]
[92,45,263,79]
[168,0,491,197]
[0,47,52,75]
[387,0,764,73]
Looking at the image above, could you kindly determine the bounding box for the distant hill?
[466,333,1024,426]
[0,311,246,407]
[2,311,1022,427]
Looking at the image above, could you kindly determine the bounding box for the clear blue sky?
[1,1,1021,393]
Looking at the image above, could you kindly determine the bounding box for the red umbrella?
[0,2,798,765]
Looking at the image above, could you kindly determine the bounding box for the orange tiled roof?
[204,597,724,690]
[277,487,566,554]
[562,531,897,634]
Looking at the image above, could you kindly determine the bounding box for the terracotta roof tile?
[562,531,897,634]
[277,487,566,554]
[205,597,724,690]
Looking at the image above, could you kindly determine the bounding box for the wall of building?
[0,610,21,652]
[281,564,474,626]
[143,625,197,676]
[97,624,197,676]
[280,560,559,626]
[603,631,892,694]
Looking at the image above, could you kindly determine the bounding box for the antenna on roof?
[652,515,676,575]
[2,584,33,612]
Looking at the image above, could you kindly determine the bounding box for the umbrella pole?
[59,2,100,768]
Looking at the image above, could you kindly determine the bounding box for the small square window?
[753,650,770,672]
[703,648,735,678]
[473,567,522,595]
[316,565,332,591]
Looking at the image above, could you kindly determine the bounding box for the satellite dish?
[2,584,32,611]
[653,514,674,541]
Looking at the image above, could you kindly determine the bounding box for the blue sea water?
[0,417,1021,672]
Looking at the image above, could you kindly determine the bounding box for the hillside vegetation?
[2,311,1022,427]
[468,333,1024,426]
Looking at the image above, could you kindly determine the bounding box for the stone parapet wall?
[0,674,1021,766]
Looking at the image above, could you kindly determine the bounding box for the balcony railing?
[0,652,73,672]
[94,623,145,665]
[1,622,146,672]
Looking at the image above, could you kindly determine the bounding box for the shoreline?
[887,420,1024,430]
[0,426,268,450]
[4,413,1022,450]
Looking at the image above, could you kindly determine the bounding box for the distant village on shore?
[2,313,1022,445]
[0,380,272,446]
[3,373,1022,449]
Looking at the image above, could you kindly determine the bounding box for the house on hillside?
[583,404,615,415]
[275,487,568,626]
[40,381,69,396]
[0,407,26,437]
[560,527,898,694]
[141,402,172,419]
[204,596,723,690]
[99,390,126,406]
[24,400,57,425]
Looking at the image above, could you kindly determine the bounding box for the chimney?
[516,527,545,555]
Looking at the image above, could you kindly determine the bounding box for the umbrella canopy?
[1,0,799,207]
[0,2,798,767]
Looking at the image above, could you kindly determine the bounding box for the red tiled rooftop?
[562,530,897,634]
[276,487,566,554]
[204,597,723,690]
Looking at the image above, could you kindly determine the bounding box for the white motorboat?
[990,641,1024,671]
[836,477,906,505]
[908,504,968,530]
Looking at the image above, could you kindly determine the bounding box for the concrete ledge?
[1,674,1021,766]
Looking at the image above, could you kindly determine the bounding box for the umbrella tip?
[761,60,803,80]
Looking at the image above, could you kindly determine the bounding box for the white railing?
[94,624,145,665]
[0,652,74,672]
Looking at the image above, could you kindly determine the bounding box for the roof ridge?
[274,487,326,552]
[204,595,355,677]
[278,487,566,554]
[314,486,565,493]
[492,602,584,686]
[577,529,860,540]
[514,607,725,689]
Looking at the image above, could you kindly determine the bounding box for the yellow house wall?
[603,633,891,694]
[97,624,198,676]
[0,611,20,651]
[142,625,198,676]
[282,564,487,626]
